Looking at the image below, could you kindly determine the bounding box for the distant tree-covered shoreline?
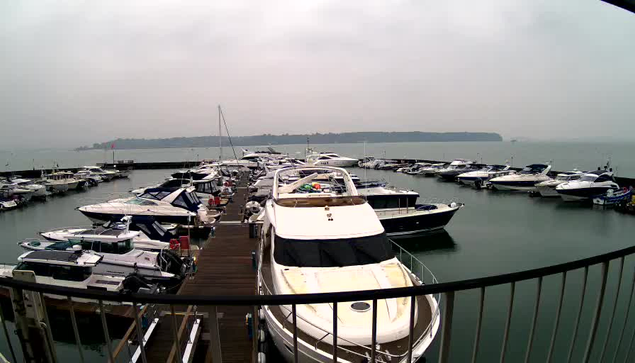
[79,131,503,150]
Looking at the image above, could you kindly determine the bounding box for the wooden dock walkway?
[144,175,258,363]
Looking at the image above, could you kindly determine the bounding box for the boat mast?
[218,105,223,161]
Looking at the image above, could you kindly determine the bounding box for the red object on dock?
[179,236,190,250]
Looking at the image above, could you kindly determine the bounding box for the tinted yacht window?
[274,233,394,267]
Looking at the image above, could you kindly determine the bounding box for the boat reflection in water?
[390,230,458,254]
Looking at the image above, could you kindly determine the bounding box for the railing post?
[611,267,635,363]
[209,305,223,363]
[524,277,543,363]
[471,287,485,363]
[170,305,183,362]
[408,295,416,363]
[438,291,455,363]
[0,298,18,363]
[567,266,589,363]
[582,261,610,363]
[332,302,338,363]
[500,282,516,363]
[292,304,299,363]
[98,300,115,363]
[547,272,567,363]
[67,297,85,363]
[599,257,625,362]
[371,298,378,363]
[132,302,148,363]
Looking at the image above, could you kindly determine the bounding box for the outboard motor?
[158,249,187,277]
[123,273,155,293]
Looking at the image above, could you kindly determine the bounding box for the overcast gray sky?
[1,0,634,148]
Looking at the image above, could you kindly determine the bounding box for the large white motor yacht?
[78,187,219,226]
[307,152,358,167]
[535,170,583,197]
[555,170,620,202]
[6,178,47,198]
[435,159,476,181]
[457,165,513,188]
[79,166,117,181]
[488,164,552,191]
[258,166,440,362]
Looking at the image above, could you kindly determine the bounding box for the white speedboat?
[74,170,103,186]
[39,216,179,251]
[79,166,117,181]
[357,184,463,237]
[307,152,358,167]
[0,250,159,298]
[556,170,620,202]
[0,197,19,211]
[6,178,47,198]
[258,166,440,362]
[435,159,476,181]
[535,170,583,197]
[78,187,219,226]
[18,233,188,284]
[418,163,446,177]
[0,183,34,202]
[457,165,513,188]
[489,164,552,191]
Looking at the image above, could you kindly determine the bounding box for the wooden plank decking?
[144,175,258,363]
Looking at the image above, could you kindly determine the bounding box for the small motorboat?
[556,170,619,202]
[435,159,476,181]
[489,164,552,191]
[0,249,160,301]
[535,170,583,197]
[593,188,632,206]
[457,165,513,188]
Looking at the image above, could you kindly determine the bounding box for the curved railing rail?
[1,243,635,362]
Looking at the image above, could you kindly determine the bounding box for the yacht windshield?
[274,233,394,267]
[580,175,597,182]
[125,199,157,206]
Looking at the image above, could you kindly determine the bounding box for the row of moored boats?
[0,166,129,211]
[376,159,631,206]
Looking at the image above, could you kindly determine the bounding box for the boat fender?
[259,328,266,343]
[246,313,254,340]
[450,202,457,208]
[257,352,266,363]
[169,239,180,250]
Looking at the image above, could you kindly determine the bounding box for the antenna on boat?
[218,106,238,160]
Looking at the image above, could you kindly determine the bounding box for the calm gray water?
[0,154,634,361]
[2,141,635,176]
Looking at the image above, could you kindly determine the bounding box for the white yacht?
[74,170,103,186]
[79,166,117,181]
[488,164,552,191]
[457,165,513,188]
[258,166,440,362]
[39,216,179,252]
[556,170,620,202]
[435,159,476,181]
[0,250,159,298]
[307,152,358,167]
[7,178,47,198]
[357,184,463,237]
[78,187,219,226]
[19,231,188,284]
[418,163,446,177]
[0,182,34,202]
[535,170,583,197]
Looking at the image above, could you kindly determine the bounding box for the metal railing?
[1,243,635,362]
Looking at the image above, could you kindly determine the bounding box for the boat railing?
[2,242,635,362]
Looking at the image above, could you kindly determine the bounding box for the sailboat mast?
[218,105,223,161]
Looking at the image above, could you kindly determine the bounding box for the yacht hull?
[377,205,460,237]
[79,210,193,225]
[557,187,616,202]
[536,185,560,197]
[489,180,541,191]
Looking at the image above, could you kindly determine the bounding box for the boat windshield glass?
[580,175,598,182]
[274,233,395,267]
[125,199,157,206]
